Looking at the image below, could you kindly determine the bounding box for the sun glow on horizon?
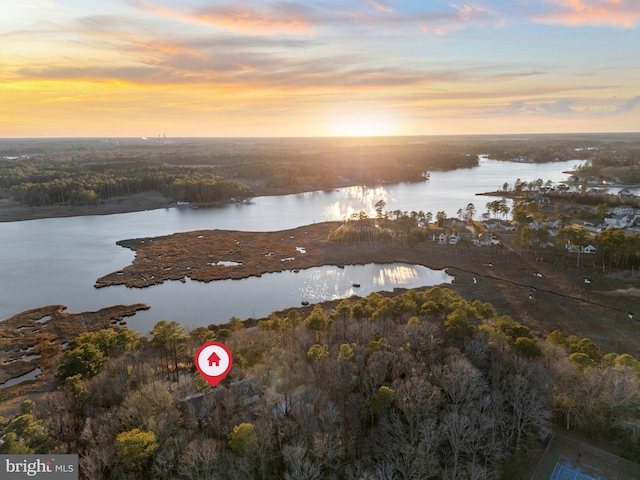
[1,1,638,137]
[328,113,399,137]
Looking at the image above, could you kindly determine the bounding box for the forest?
[0,160,251,207]
[574,148,640,184]
[1,288,638,480]
[0,136,485,208]
[4,133,640,209]
[0,152,463,208]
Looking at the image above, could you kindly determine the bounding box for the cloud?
[478,94,640,118]
[11,39,435,92]
[16,65,179,85]
[130,1,315,35]
[192,4,314,35]
[489,71,546,81]
[365,0,394,13]
[616,95,640,112]
[541,98,577,114]
[451,3,493,21]
[420,3,501,35]
[533,0,640,28]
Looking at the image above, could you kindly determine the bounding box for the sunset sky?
[2,0,639,137]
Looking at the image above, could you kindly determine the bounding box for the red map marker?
[195,342,233,387]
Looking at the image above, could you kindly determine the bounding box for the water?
[0,158,584,333]
[112,263,453,333]
[0,368,42,389]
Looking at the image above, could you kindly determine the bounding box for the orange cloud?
[534,0,640,28]
[132,1,314,35]
[191,7,313,35]
[125,38,208,67]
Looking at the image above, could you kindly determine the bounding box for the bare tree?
[283,445,323,480]
[441,409,475,480]
[360,350,393,395]
[372,412,440,480]
[178,438,222,480]
[500,359,551,449]
[430,354,485,406]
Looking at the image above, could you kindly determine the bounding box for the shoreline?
[94,221,640,358]
[0,191,172,223]
[0,178,351,223]
[2,223,640,412]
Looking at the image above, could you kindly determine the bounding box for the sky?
[1,0,639,138]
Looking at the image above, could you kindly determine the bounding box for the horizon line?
[2,131,640,141]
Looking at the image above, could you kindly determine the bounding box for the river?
[0,157,585,333]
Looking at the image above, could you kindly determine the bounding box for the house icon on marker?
[208,351,221,367]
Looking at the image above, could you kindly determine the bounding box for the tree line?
[1,287,638,479]
[1,159,250,207]
[1,142,480,208]
[575,150,640,184]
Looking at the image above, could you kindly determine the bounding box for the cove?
[0,158,581,328]
[116,263,453,334]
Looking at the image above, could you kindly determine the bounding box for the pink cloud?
[534,0,640,28]
[189,6,314,35]
[132,1,314,35]
[366,0,394,13]
[420,3,500,36]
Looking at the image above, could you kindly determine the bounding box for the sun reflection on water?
[323,185,393,220]
[293,263,450,303]
[374,265,419,286]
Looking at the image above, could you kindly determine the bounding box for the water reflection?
[374,265,419,286]
[292,263,449,304]
[297,264,422,302]
[128,262,452,333]
[0,368,42,390]
[1,158,582,329]
[323,185,393,220]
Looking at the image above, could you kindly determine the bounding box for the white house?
[567,244,597,254]
[431,231,461,245]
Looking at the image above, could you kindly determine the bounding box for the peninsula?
[95,221,640,357]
